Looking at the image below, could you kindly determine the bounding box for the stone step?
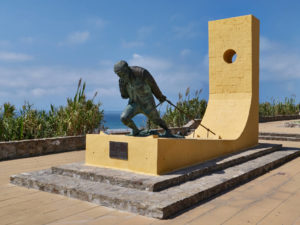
[259,136,300,142]
[259,132,300,138]
[51,143,281,192]
[10,148,300,219]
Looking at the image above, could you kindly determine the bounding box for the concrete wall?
[0,136,85,161]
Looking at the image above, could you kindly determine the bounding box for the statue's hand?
[119,78,126,85]
[119,78,129,99]
[159,95,167,103]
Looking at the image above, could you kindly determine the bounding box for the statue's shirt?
[119,66,164,109]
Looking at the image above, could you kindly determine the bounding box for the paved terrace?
[1,120,300,225]
[259,119,300,135]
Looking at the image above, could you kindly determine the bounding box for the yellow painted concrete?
[86,132,159,175]
[85,15,260,175]
[192,14,259,141]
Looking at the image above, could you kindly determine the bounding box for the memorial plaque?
[109,141,128,160]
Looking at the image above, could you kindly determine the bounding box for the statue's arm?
[119,79,129,99]
[144,70,166,102]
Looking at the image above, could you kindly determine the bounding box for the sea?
[103,111,148,130]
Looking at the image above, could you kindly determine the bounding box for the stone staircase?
[10,143,300,219]
[259,132,300,142]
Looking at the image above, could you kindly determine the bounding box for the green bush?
[0,79,104,141]
[147,88,299,129]
[259,96,299,117]
[147,88,207,128]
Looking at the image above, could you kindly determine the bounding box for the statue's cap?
[114,60,128,73]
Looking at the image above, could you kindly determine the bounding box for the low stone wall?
[0,136,85,161]
[259,114,300,123]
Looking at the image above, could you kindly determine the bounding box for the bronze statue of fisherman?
[114,60,170,136]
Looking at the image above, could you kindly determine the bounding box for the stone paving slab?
[260,132,300,138]
[259,136,300,142]
[51,143,281,192]
[259,119,300,135]
[10,147,300,219]
[259,132,300,142]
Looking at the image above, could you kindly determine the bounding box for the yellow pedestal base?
[86,132,257,175]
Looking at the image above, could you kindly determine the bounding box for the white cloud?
[203,53,209,67]
[285,82,296,92]
[172,22,200,39]
[0,51,33,62]
[94,18,107,28]
[260,36,281,52]
[20,37,34,44]
[169,14,183,22]
[262,53,300,79]
[31,88,47,97]
[99,59,114,67]
[0,40,11,48]
[0,53,209,110]
[88,87,118,98]
[130,54,172,71]
[121,40,144,48]
[0,64,121,109]
[137,26,154,39]
[180,49,191,57]
[128,53,207,98]
[120,26,153,49]
[60,31,90,45]
[87,17,107,28]
[260,36,300,80]
[68,31,90,44]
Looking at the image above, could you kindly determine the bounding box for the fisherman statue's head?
[114,60,131,79]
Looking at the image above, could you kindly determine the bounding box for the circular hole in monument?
[223,49,237,63]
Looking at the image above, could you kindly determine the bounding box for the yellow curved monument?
[86,15,260,175]
[191,14,259,143]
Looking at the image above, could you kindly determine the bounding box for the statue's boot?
[157,120,172,136]
[122,118,140,136]
[131,129,140,136]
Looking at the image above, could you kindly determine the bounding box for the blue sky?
[0,0,300,111]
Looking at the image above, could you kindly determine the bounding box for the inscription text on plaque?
[109,141,128,160]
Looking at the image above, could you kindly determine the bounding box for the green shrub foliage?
[259,96,299,117]
[147,88,299,129]
[0,79,104,141]
[147,88,207,128]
